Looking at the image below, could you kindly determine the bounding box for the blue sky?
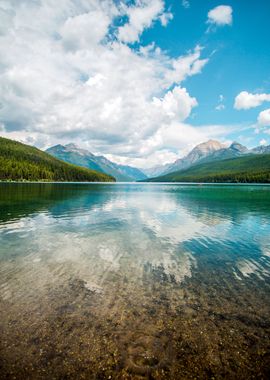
[144,0,270,141]
[0,0,270,167]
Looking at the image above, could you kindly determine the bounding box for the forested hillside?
[146,154,270,183]
[0,137,115,182]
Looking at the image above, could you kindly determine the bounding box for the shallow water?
[0,183,270,379]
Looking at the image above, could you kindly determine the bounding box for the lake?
[0,183,270,379]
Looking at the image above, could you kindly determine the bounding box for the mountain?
[0,137,115,182]
[145,140,270,177]
[146,154,270,183]
[46,144,147,182]
[143,163,173,178]
[197,141,250,165]
[166,140,225,174]
[46,143,105,173]
[252,145,270,154]
[145,140,225,177]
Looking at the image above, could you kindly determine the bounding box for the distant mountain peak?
[46,144,65,153]
[229,141,249,153]
[202,139,222,145]
[184,139,224,163]
[62,143,96,157]
[65,143,78,149]
[192,139,225,152]
[252,144,270,154]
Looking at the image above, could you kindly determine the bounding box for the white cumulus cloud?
[257,109,270,127]
[60,11,110,50]
[117,0,170,43]
[207,5,233,26]
[234,91,270,110]
[0,0,232,168]
[153,87,197,121]
[165,45,208,84]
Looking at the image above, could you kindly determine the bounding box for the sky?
[0,0,270,168]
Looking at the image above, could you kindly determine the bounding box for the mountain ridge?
[146,154,270,183]
[144,140,270,178]
[46,144,147,182]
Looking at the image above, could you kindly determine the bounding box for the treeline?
[0,137,115,182]
[163,171,270,183]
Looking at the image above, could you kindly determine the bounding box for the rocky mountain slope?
[46,144,147,182]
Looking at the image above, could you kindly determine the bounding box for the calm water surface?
[0,183,270,379]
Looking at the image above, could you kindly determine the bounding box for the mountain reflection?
[1,183,270,285]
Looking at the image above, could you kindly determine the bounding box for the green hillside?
[147,154,270,183]
[0,137,115,182]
